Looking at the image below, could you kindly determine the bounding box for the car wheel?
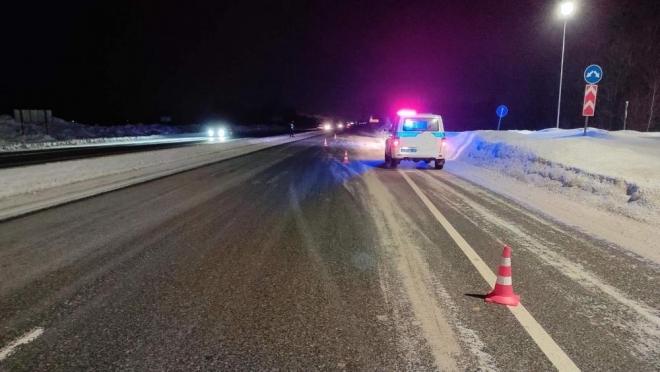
[390,157,398,169]
[434,159,444,170]
[385,152,391,164]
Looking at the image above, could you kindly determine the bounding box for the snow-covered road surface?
[2,133,659,371]
[0,132,319,220]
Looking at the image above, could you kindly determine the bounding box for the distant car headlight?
[323,124,332,131]
[207,129,215,137]
[337,123,344,129]
[217,128,226,138]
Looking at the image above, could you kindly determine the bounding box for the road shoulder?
[445,160,660,265]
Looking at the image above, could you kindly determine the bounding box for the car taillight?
[441,138,447,147]
[393,138,400,147]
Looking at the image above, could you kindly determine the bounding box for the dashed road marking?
[0,327,44,362]
[400,171,580,372]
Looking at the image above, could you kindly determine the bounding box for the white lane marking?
[266,171,289,184]
[399,171,580,372]
[0,328,44,362]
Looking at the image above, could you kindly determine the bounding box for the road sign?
[584,65,603,84]
[496,105,508,118]
[496,105,508,130]
[582,85,598,116]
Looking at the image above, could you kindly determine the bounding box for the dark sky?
[0,0,629,129]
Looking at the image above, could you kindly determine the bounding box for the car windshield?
[402,118,439,131]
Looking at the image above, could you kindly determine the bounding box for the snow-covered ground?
[0,115,290,151]
[446,128,660,227]
[0,115,204,151]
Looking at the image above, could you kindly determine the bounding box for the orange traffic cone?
[324,138,328,147]
[343,151,349,164]
[485,246,520,306]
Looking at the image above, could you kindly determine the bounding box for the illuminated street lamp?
[556,1,575,128]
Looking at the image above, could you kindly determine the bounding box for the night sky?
[0,1,632,130]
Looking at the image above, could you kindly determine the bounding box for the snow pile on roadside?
[233,124,286,133]
[447,128,660,226]
[0,135,183,151]
[0,115,202,150]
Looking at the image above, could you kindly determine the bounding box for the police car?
[384,110,447,169]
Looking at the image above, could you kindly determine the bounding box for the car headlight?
[207,129,215,137]
[217,128,226,138]
[338,123,344,129]
[323,124,332,130]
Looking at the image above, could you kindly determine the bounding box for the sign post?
[582,85,598,136]
[624,101,629,130]
[496,105,508,131]
[582,65,603,136]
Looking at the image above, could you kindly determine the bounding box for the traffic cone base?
[485,246,520,306]
[485,292,520,306]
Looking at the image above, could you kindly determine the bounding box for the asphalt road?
[1,133,659,371]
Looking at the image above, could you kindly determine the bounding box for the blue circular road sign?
[496,105,508,118]
[584,64,603,84]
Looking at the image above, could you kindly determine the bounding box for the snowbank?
[233,124,287,133]
[0,115,203,151]
[0,115,297,151]
[447,128,660,226]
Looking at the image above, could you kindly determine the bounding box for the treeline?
[590,0,660,131]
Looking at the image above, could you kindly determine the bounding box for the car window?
[401,118,440,131]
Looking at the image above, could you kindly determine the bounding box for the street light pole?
[556,1,575,129]
[556,19,567,129]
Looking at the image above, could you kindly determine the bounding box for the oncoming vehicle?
[207,124,233,140]
[384,110,447,169]
[319,122,334,132]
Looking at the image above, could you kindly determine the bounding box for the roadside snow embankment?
[447,128,660,226]
[0,115,295,151]
[0,115,203,151]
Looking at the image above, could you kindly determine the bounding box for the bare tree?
[645,75,660,131]
[627,91,646,131]
[598,1,660,132]
[642,26,660,131]
[600,38,635,130]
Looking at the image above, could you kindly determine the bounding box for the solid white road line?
[400,171,580,372]
[0,327,44,362]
